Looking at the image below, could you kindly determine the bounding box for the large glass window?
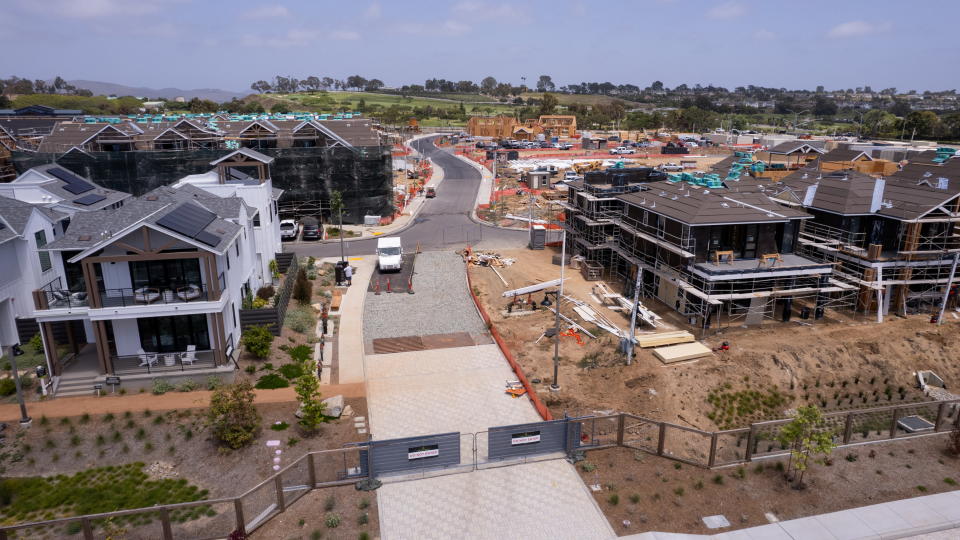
[130,258,202,291]
[138,314,211,353]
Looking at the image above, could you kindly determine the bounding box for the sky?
[2,0,959,94]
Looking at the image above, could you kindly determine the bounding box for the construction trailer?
[771,153,960,321]
[562,169,856,331]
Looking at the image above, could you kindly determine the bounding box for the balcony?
[110,349,217,376]
[34,273,226,312]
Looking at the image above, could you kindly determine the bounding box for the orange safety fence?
[464,258,552,421]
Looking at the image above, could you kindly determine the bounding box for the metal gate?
[487,419,581,462]
[357,432,462,477]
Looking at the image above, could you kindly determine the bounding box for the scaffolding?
[796,219,960,321]
[563,184,857,332]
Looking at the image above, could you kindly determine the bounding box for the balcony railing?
[110,349,217,376]
[98,282,216,308]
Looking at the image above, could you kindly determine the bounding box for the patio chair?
[176,284,202,302]
[180,345,197,365]
[137,348,159,367]
[134,287,160,303]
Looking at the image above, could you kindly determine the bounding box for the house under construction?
[771,149,960,321]
[562,168,857,330]
[9,118,391,223]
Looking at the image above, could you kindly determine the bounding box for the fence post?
[842,412,854,444]
[307,453,317,488]
[81,518,94,540]
[233,498,246,537]
[936,403,947,432]
[159,508,173,540]
[274,475,286,512]
[656,423,666,456]
[616,414,625,446]
[889,407,901,439]
[744,424,756,462]
[708,432,718,467]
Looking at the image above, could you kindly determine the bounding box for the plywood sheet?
[636,331,694,348]
[653,342,712,364]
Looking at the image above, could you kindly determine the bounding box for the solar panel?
[194,231,221,247]
[73,194,107,206]
[156,202,217,240]
[48,167,95,194]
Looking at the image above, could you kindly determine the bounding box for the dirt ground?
[580,437,960,536]
[0,399,373,535]
[250,486,379,540]
[468,248,960,431]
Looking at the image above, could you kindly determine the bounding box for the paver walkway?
[362,251,614,540]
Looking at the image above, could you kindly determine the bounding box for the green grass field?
[272,91,515,115]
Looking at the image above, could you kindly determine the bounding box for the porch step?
[276,252,295,274]
[55,376,100,398]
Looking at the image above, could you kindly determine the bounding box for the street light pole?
[9,344,31,427]
[551,229,566,391]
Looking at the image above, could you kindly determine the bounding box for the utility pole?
[626,267,643,366]
[937,252,959,326]
[551,229,566,391]
[9,344,31,427]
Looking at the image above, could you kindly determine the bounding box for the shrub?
[242,325,274,359]
[270,422,289,431]
[255,373,289,390]
[357,513,368,525]
[177,379,198,392]
[285,307,315,334]
[152,379,174,395]
[580,462,597,472]
[607,493,619,505]
[288,345,312,364]
[712,474,724,485]
[29,333,44,354]
[206,376,223,391]
[245,365,256,375]
[293,269,313,306]
[0,378,15,397]
[257,285,275,301]
[324,495,336,511]
[279,363,305,381]
[206,382,261,449]
[629,493,640,504]
[358,498,370,510]
[324,513,340,528]
[945,477,957,486]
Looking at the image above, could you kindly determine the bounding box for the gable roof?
[10,164,131,211]
[767,140,827,155]
[209,147,275,165]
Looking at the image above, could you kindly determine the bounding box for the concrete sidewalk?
[623,489,960,539]
[323,255,375,384]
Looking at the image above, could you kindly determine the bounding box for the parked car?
[279,219,298,241]
[659,163,683,172]
[425,187,437,198]
[539,141,553,148]
[553,142,573,150]
[301,218,321,241]
[609,146,637,155]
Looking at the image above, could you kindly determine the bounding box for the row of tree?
[0,75,93,97]
[250,75,384,94]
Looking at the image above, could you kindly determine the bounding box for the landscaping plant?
[294,356,327,434]
[206,382,262,449]
[777,405,836,489]
[242,325,274,359]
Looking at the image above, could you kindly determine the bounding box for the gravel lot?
[363,250,486,340]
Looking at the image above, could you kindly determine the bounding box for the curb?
[450,152,533,232]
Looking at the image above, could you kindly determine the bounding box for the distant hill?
[67,80,246,102]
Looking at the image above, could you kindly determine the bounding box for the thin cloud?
[242,28,320,48]
[452,1,524,20]
[754,29,775,40]
[828,20,892,38]
[364,2,381,19]
[20,0,179,19]
[331,30,360,41]
[707,1,745,20]
[240,5,290,19]
[441,20,471,36]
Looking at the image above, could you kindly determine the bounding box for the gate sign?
[408,444,440,460]
[511,431,541,446]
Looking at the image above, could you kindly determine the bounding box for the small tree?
[269,259,280,281]
[242,325,274,359]
[294,358,327,434]
[777,405,835,489]
[207,382,261,449]
[293,268,313,305]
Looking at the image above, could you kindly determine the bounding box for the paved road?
[291,136,526,259]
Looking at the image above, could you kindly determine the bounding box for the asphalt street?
[290,136,527,259]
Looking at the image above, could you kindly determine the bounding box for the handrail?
[110,349,216,375]
[97,282,213,308]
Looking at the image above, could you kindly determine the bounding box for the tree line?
[0,75,93,98]
[250,75,384,94]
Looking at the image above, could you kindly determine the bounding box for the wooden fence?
[238,256,300,336]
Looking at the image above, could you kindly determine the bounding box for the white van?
[377,237,403,272]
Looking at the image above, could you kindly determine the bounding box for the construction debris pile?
[467,251,516,267]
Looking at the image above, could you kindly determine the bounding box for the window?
[35,230,52,272]
[235,242,240,257]
[253,212,261,227]
[138,314,210,353]
[226,252,230,270]
[130,258,201,291]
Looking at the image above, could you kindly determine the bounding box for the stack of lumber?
[652,342,713,364]
[634,331,694,348]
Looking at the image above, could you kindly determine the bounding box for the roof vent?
[817,175,822,180]
[671,195,678,200]
[923,171,933,178]
[937,177,949,190]
[216,228,226,234]
[658,191,666,197]
[78,234,91,241]
[720,202,730,208]
[766,213,774,217]
[146,195,158,201]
